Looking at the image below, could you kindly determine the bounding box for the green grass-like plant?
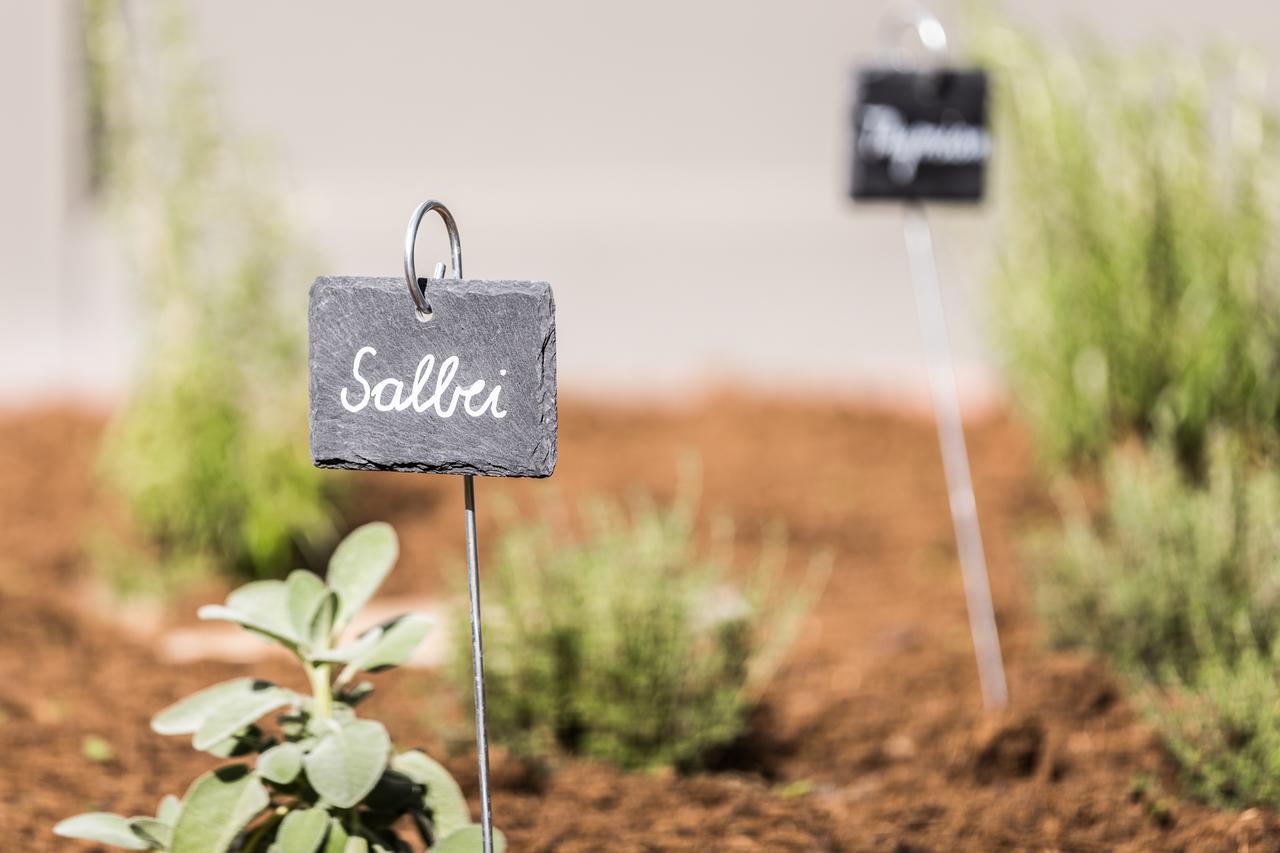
[84,0,338,582]
[971,14,1280,812]
[1147,649,1280,809]
[1036,434,1280,681]
[454,485,825,771]
[1034,435,1280,806]
[974,23,1280,468]
[56,523,501,852]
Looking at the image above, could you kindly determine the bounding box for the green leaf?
[53,813,151,850]
[192,685,296,751]
[227,579,299,640]
[309,626,384,665]
[351,613,433,673]
[287,570,330,643]
[206,724,266,758]
[152,678,260,736]
[276,808,330,853]
[327,523,398,630]
[198,604,299,648]
[343,838,368,853]
[156,795,182,827]
[336,681,375,706]
[322,818,350,853]
[304,719,391,808]
[310,591,339,648]
[433,826,506,853]
[171,765,269,853]
[390,750,469,838]
[259,741,305,784]
[129,817,172,849]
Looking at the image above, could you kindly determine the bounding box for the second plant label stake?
[309,200,558,852]
[849,10,1007,709]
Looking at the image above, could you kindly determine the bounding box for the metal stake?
[403,200,494,851]
[462,474,494,852]
[902,202,1008,709]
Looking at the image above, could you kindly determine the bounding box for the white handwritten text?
[340,346,508,419]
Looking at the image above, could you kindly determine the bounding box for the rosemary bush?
[1034,435,1280,807]
[84,0,337,582]
[1148,649,1280,809]
[454,487,825,771]
[976,20,1280,809]
[1035,434,1280,681]
[56,523,501,852]
[974,24,1280,468]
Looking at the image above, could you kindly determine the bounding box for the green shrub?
[1035,434,1280,681]
[1148,650,1280,808]
[973,18,1280,811]
[974,24,1280,467]
[84,0,337,582]
[455,486,825,771]
[1034,435,1280,806]
[55,523,502,852]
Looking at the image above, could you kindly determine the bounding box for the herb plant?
[1033,434,1280,807]
[455,484,826,771]
[973,22,1280,469]
[83,0,339,584]
[1034,434,1280,681]
[55,523,501,852]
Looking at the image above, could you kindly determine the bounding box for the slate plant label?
[309,276,556,477]
[850,68,990,202]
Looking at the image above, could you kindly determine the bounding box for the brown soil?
[1,396,1277,851]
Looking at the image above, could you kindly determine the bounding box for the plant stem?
[241,813,282,853]
[309,662,333,722]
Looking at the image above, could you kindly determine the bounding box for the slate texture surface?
[851,68,989,202]
[309,276,556,477]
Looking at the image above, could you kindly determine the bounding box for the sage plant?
[55,523,501,852]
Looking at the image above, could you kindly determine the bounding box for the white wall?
[0,1,73,401]
[4,0,1279,406]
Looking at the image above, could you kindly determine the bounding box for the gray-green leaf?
[304,719,391,808]
[129,817,172,849]
[53,813,151,850]
[310,591,339,648]
[343,837,368,853]
[390,750,469,838]
[433,826,506,853]
[259,741,305,784]
[309,626,383,665]
[197,604,299,649]
[352,613,433,673]
[227,579,298,641]
[276,808,330,853]
[170,765,268,853]
[156,794,182,827]
[287,570,330,644]
[327,523,398,630]
[192,685,296,751]
[152,678,261,736]
[322,818,350,853]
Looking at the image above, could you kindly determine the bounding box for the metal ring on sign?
[878,3,949,70]
[404,199,464,320]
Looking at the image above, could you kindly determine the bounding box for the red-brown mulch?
[1,397,1275,851]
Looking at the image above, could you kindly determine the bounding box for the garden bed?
[1,397,1275,851]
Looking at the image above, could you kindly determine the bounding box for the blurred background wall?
[4,0,1279,407]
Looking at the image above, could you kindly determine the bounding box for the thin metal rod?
[463,474,494,852]
[902,203,1008,709]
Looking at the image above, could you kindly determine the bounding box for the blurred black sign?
[850,69,989,202]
